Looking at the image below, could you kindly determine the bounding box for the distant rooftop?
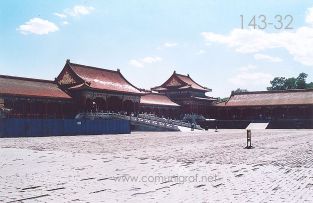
[62,60,142,94]
[140,93,180,107]
[0,75,71,99]
[152,71,211,92]
[220,89,313,107]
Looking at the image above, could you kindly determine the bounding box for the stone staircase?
[75,113,203,132]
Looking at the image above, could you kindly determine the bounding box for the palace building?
[56,60,142,114]
[139,92,180,118]
[0,59,312,123]
[214,89,313,120]
[0,60,184,119]
[0,75,74,118]
[151,71,217,116]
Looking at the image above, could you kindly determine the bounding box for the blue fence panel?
[63,119,79,136]
[6,119,27,137]
[27,119,43,137]
[0,119,3,137]
[45,119,64,136]
[0,118,130,137]
[84,120,92,135]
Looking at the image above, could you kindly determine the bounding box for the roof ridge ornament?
[66,59,70,64]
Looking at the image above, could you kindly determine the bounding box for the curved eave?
[117,70,143,94]
[191,96,216,101]
[69,85,143,96]
[56,62,85,86]
[184,74,210,92]
[157,72,189,88]
[67,62,142,95]
[140,103,180,107]
[179,86,211,92]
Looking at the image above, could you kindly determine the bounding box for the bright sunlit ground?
[1,129,313,202]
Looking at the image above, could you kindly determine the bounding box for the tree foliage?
[267,73,313,90]
[232,88,248,93]
[216,97,229,102]
[217,88,248,103]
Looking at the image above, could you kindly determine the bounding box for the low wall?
[198,120,251,130]
[0,118,130,137]
[267,119,313,129]
[199,119,313,129]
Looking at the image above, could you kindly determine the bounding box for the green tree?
[284,77,297,89]
[216,97,230,102]
[267,77,286,90]
[307,82,313,89]
[232,88,248,93]
[267,73,313,90]
[296,73,308,89]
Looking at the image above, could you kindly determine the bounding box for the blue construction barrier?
[0,118,130,137]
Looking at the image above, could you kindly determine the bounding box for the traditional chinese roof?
[0,75,71,99]
[192,96,217,101]
[152,71,211,92]
[58,60,142,94]
[140,93,180,107]
[214,101,227,106]
[219,89,313,107]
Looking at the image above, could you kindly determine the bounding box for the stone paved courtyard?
[1,130,313,202]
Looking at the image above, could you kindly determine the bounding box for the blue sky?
[1,0,313,97]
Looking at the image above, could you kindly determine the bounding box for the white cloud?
[164,42,178,48]
[229,65,272,86]
[54,5,94,20]
[62,21,69,25]
[141,56,162,63]
[306,7,313,25]
[129,60,144,68]
[129,56,163,68]
[201,7,313,66]
[65,5,94,17]
[17,18,59,35]
[196,49,206,55]
[254,53,282,63]
[54,12,67,19]
[157,42,178,50]
[238,64,257,72]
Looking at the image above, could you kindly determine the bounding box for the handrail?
[75,112,203,130]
